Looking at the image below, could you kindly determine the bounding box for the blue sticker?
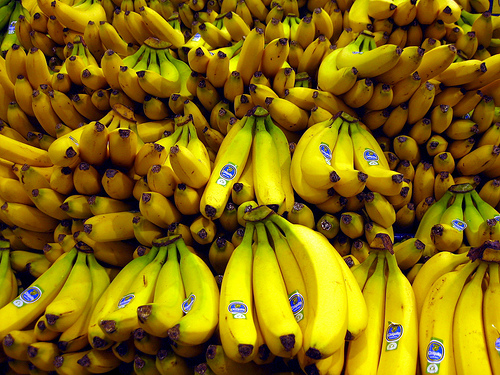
[289,291,305,314]
[117,293,135,309]
[319,143,332,164]
[426,340,445,363]
[228,301,248,315]
[363,148,379,165]
[386,322,404,342]
[495,337,500,353]
[451,219,467,231]
[182,293,196,314]
[219,163,237,181]
[228,301,248,319]
[20,286,42,304]
[8,22,16,35]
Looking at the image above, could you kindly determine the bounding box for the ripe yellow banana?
[166,238,219,346]
[200,114,254,220]
[418,259,479,375]
[137,241,185,338]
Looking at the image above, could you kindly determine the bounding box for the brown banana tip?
[280,334,295,352]
[305,364,321,375]
[305,347,322,359]
[53,355,64,368]
[167,324,180,341]
[238,344,254,358]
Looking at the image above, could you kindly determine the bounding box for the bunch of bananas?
[0,0,499,372]
[218,204,367,374]
[413,244,500,375]
[200,106,295,221]
[393,182,500,271]
[344,247,418,375]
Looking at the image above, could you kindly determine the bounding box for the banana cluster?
[0,235,217,374]
[391,182,500,273]
[200,106,294,221]
[413,247,500,375]
[218,205,368,374]
[345,248,418,375]
[0,246,121,373]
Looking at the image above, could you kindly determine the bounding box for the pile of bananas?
[413,243,500,375]
[0,0,499,372]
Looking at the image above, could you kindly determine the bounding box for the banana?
[392,135,421,166]
[407,81,435,124]
[471,94,495,133]
[155,347,191,374]
[136,242,184,338]
[76,348,121,373]
[72,162,102,196]
[0,134,52,167]
[78,121,109,166]
[223,11,251,41]
[26,341,59,372]
[98,240,167,343]
[413,249,469,321]
[482,261,500,374]
[418,259,479,375]
[413,43,457,82]
[0,176,33,206]
[264,210,348,360]
[137,48,181,99]
[51,0,107,34]
[377,251,418,375]
[139,191,181,228]
[236,26,265,85]
[2,329,36,361]
[452,261,491,375]
[317,47,358,96]
[1,200,59,233]
[289,119,336,204]
[251,222,303,358]
[200,115,254,220]
[264,112,294,214]
[345,251,386,375]
[57,252,109,353]
[350,119,404,196]
[434,59,487,88]
[217,222,258,362]
[169,122,211,189]
[166,238,219,346]
[205,344,269,375]
[53,350,91,375]
[414,189,454,254]
[364,191,396,228]
[87,245,159,350]
[456,144,500,176]
[0,248,77,341]
[44,250,92,333]
[347,0,371,32]
[82,210,137,242]
[32,89,62,137]
[28,186,71,220]
[336,32,402,78]
[277,200,308,228]
[251,111,285,210]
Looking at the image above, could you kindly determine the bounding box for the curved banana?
[0,248,77,341]
[166,238,219,346]
[200,115,254,220]
[44,250,92,332]
[137,242,185,338]
[98,240,167,342]
[418,260,479,375]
